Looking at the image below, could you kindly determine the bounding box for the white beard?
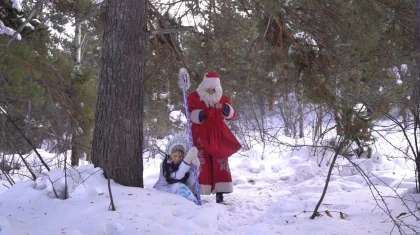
[196,84,223,107]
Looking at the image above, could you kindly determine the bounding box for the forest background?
[0,0,419,233]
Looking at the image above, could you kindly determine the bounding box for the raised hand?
[184,147,198,165]
[191,156,200,167]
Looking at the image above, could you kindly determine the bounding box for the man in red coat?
[188,72,241,203]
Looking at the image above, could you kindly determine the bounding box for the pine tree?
[91,0,147,187]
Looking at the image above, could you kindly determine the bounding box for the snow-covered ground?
[0,131,418,235]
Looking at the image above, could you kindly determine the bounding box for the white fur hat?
[165,133,189,155]
[200,72,221,88]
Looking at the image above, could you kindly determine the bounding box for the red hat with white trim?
[201,72,221,88]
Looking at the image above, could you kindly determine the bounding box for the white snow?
[0,111,418,235]
[0,106,6,114]
[0,2,417,233]
[0,0,28,40]
[159,92,169,100]
[169,110,187,124]
[12,0,22,12]
[0,133,418,235]
[401,64,408,74]
[0,20,22,40]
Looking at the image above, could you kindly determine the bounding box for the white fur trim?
[200,185,212,195]
[213,182,233,193]
[222,103,235,119]
[191,109,203,124]
[202,77,220,88]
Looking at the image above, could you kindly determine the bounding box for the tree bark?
[415,0,420,193]
[70,8,83,167]
[298,97,304,138]
[91,0,146,187]
[70,121,80,166]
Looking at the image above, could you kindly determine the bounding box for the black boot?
[216,192,224,203]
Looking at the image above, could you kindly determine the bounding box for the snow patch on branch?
[0,20,22,40]
[12,0,22,12]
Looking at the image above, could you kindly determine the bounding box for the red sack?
[199,108,242,159]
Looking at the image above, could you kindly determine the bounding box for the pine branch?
[72,6,105,26]
[0,0,46,54]
[150,26,195,36]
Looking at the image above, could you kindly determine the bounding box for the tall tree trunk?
[74,13,82,69]
[297,69,304,138]
[314,106,323,141]
[298,100,304,138]
[70,10,82,167]
[415,0,420,193]
[91,0,146,187]
[70,120,80,166]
